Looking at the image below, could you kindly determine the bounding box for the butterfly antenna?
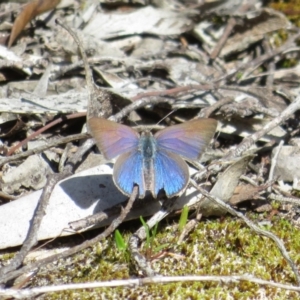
[157,109,177,126]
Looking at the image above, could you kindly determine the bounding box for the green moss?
[20,213,300,299]
[0,252,15,261]
[269,0,300,28]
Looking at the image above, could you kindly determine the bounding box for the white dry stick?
[292,177,299,191]
[268,193,300,205]
[1,275,300,299]
[268,140,284,193]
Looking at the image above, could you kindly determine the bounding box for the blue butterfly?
[88,118,217,198]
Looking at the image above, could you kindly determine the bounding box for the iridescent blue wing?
[152,150,189,197]
[155,119,217,160]
[88,117,139,160]
[113,151,145,197]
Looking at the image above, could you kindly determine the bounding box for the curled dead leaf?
[230,184,269,205]
[8,0,61,47]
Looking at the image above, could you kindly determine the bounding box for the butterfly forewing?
[153,150,189,197]
[88,117,139,160]
[155,119,217,160]
[113,151,145,197]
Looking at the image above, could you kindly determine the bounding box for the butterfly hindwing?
[113,151,145,197]
[153,150,189,197]
[155,119,217,160]
[88,117,139,160]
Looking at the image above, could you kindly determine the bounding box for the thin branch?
[198,96,233,118]
[55,19,96,117]
[111,98,175,122]
[268,140,284,192]
[130,83,216,102]
[56,18,113,118]
[7,112,86,156]
[0,132,89,168]
[268,193,300,205]
[1,274,300,299]
[210,1,251,60]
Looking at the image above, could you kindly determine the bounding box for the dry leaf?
[229,184,266,205]
[199,155,253,216]
[8,0,61,47]
[0,117,25,138]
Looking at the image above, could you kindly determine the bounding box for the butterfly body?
[88,117,217,198]
[138,132,157,191]
[139,132,157,160]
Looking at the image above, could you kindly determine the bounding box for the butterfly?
[88,117,217,198]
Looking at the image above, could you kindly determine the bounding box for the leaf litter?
[0,0,300,298]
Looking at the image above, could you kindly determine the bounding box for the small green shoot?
[114,229,131,262]
[114,229,127,251]
[140,216,160,257]
[178,205,189,232]
[140,216,152,249]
